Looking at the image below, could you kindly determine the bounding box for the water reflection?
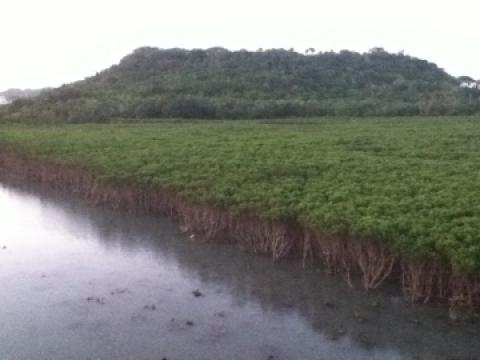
[0,183,478,360]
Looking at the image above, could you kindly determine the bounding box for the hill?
[2,47,479,122]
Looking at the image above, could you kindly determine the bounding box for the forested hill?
[2,47,479,122]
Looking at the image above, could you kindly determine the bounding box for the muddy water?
[0,183,479,360]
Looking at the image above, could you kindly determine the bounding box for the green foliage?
[2,117,480,272]
[2,47,479,123]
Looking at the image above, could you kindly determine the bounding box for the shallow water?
[0,183,479,360]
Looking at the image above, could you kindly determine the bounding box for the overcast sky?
[1,0,479,90]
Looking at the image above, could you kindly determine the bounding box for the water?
[0,183,479,360]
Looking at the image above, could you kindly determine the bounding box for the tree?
[458,76,476,88]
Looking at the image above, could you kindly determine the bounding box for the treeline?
[1,47,480,122]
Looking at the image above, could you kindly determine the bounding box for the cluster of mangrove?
[1,47,480,123]
[1,118,480,311]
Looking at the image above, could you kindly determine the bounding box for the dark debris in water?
[86,296,105,305]
[192,289,204,297]
[168,318,197,331]
[111,288,130,295]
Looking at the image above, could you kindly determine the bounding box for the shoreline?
[1,150,479,314]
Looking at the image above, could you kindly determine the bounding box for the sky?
[1,0,479,90]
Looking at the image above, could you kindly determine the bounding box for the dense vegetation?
[1,118,480,273]
[1,47,479,123]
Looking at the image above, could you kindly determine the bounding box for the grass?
[1,117,480,272]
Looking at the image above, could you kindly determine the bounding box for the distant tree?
[369,47,388,55]
[458,76,476,87]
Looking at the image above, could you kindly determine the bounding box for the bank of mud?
[1,151,479,314]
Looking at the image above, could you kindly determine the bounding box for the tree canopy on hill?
[1,47,479,122]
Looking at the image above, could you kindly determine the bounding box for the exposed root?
[303,231,396,289]
[353,239,397,289]
[401,259,448,303]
